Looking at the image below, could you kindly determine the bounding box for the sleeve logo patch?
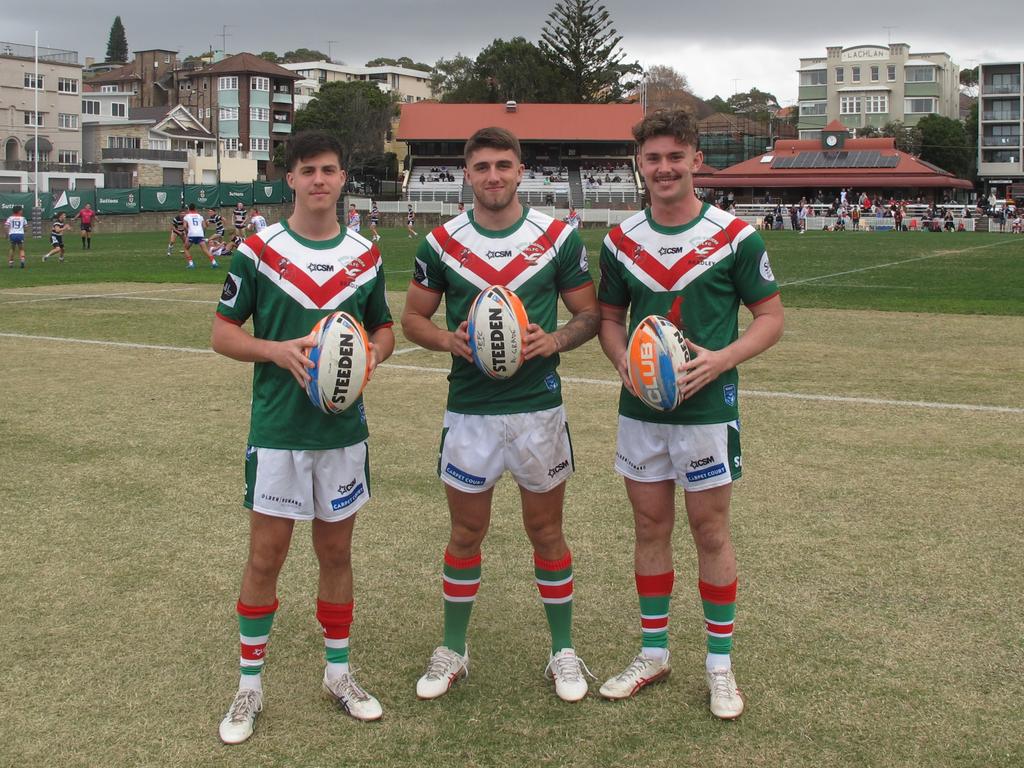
[579,245,589,273]
[220,273,241,306]
[413,257,428,286]
[759,252,775,282]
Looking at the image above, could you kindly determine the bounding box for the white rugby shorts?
[244,443,370,522]
[614,416,741,492]
[438,406,574,493]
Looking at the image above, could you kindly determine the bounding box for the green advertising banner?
[140,186,181,212]
[183,184,220,208]
[219,183,253,206]
[50,188,95,217]
[252,179,289,205]
[0,192,37,215]
[95,188,140,215]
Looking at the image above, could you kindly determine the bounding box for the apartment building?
[282,61,433,104]
[977,62,1023,196]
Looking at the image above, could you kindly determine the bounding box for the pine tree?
[106,16,128,64]
[539,0,641,103]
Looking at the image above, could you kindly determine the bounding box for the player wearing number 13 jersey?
[402,127,599,703]
[596,110,783,720]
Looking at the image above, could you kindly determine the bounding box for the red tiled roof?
[707,136,973,190]
[397,102,643,142]
[191,52,300,79]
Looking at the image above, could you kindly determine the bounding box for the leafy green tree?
[963,100,979,181]
[539,0,641,102]
[916,114,971,178]
[706,95,733,114]
[882,121,922,155]
[726,87,780,121]
[959,66,979,87]
[105,16,128,64]
[293,81,397,170]
[366,56,433,73]
[431,54,486,101]
[432,39,566,103]
[281,48,330,63]
[258,51,280,63]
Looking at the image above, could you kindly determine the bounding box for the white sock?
[239,673,262,691]
[706,653,731,672]
[325,662,349,679]
[641,647,668,661]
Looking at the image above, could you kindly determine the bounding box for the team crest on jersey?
[275,255,293,280]
[521,242,547,264]
[457,247,473,267]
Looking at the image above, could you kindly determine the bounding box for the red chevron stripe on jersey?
[257,241,380,308]
[609,217,748,291]
[432,218,567,285]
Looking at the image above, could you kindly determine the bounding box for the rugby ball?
[627,314,690,411]
[467,285,529,380]
[305,311,371,414]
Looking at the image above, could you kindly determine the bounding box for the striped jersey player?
[212,131,395,745]
[402,126,600,704]
[596,109,783,720]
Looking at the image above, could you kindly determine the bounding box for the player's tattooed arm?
[524,284,600,359]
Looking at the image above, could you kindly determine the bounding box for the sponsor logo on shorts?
[547,459,569,478]
[337,479,358,493]
[616,452,646,472]
[686,463,727,483]
[689,455,715,469]
[330,482,365,511]
[259,493,303,508]
[445,462,485,486]
[544,373,559,392]
[724,384,737,407]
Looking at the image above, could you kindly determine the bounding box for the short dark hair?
[188,203,196,211]
[464,126,521,163]
[286,130,344,171]
[13,205,22,214]
[632,109,701,152]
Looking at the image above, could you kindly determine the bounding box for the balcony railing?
[982,136,1022,147]
[271,122,292,133]
[982,111,1021,121]
[101,147,187,162]
[982,83,1021,95]
[272,91,293,104]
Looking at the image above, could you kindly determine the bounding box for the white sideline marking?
[2,332,1021,415]
[0,286,203,305]
[779,240,1011,287]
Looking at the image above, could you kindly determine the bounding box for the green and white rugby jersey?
[412,207,592,415]
[599,204,779,425]
[216,220,393,450]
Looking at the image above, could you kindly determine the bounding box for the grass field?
[1,227,1023,768]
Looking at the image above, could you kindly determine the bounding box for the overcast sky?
[6,1,1018,104]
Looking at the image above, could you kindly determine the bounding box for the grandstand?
[397,102,643,207]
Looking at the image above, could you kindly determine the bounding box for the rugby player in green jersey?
[402,127,600,702]
[211,131,395,743]
[596,109,784,719]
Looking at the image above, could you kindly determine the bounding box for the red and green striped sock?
[637,570,674,657]
[237,598,277,687]
[316,599,353,677]
[442,549,480,656]
[699,578,737,665]
[535,551,574,653]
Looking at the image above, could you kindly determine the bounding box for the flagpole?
[34,30,39,208]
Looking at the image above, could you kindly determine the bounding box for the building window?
[57,150,78,164]
[834,67,844,83]
[164,54,171,64]
[58,113,79,129]
[149,138,170,150]
[219,107,239,121]
[107,136,142,149]
[201,80,207,90]
[870,66,880,82]
[905,98,937,114]
[799,70,827,86]
[218,76,238,90]
[799,101,827,116]
[887,65,896,82]
[905,66,936,83]
[865,95,888,114]
[840,96,861,114]
[250,76,270,91]
[57,77,79,94]
[82,99,101,115]
[799,129,822,140]
[23,111,43,127]
[250,107,269,121]
[851,66,861,83]
[111,102,126,117]
[223,138,240,151]
[250,137,270,152]
[23,73,43,89]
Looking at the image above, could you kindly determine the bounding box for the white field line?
[0,286,202,305]
[3,332,1021,415]
[779,239,1011,287]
